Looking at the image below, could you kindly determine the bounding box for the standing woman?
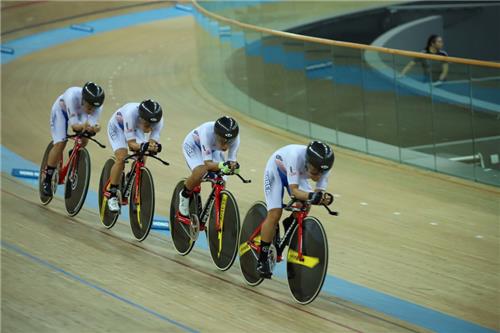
[400,34,449,85]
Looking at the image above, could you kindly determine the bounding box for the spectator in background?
[400,34,449,86]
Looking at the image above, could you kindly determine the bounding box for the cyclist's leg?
[257,163,284,278]
[179,139,206,216]
[43,106,68,195]
[107,121,127,211]
[183,138,207,189]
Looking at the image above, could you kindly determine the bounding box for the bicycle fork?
[133,163,142,228]
[214,186,227,259]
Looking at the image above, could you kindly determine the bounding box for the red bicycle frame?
[132,159,144,206]
[103,158,144,206]
[212,177,225,232]
[56,136,84,185]
[247,204,310,262]
[176,175,225,231]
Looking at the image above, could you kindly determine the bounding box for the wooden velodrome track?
[1,2,499,332]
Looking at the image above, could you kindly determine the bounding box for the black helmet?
[306,141,334,172]
[138,99,163,124]
[214,116,239,140]
[82,82,105,107]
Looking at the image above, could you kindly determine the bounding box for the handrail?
[191,0,500,69]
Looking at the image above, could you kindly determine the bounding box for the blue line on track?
[1,240,199,333]
[1,6,189,64]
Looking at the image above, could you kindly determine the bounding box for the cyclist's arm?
[150,118,164,142]
[127,139,141,152]
[315,171,330,191]
[289,184,310,201]
[123,108,138,148]
[146,119,164,152]
[199,126,216,169]
[227,135,240,161]
[64,89,84,132]
[203,160,220,172]
[68,106,84,132]
[86,107,103,133]
[71,123,85,132]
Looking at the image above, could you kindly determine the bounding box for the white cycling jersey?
[107,103,164,152]
[264,144,329,210]
[50,87,103,144]
[182,121,240,170]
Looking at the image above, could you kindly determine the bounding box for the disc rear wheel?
[170,180,197,255]
[98,157,119,229]
[238,201,267,286]
[39,142,58,205]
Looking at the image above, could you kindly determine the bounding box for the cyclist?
[105,99,164,212]
[178,116,240,219]
[257,141,335,278]
[42,82,105,197]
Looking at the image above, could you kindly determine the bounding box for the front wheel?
[98,157,119,229]
[207,190,240,271]
[129,167,155,241]
[238,201,267,286]
[287,216,328,305]
[64,148,91,217]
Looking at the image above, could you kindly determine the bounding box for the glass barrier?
[193,3,500,187]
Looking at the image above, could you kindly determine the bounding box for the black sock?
[259,241,271,262]
[45,166,56,181]
[109,184,119,198]
[181,186,192,198]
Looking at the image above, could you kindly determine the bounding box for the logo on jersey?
[264,172,273,195]
[289,166,297,177]
[109,124,118,140]
[184,143,195,158]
